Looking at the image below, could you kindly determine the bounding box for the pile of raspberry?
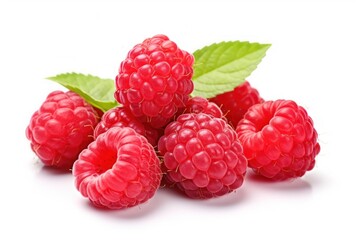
[26,34,320,210]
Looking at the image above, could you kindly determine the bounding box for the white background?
[1,0,359,239]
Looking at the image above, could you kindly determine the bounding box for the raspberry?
[177,96,224,119]
[158,97,224,149]
[210,81,264,127]
[114,34,194,128]
[25,90,99,170]
[158,113,247,199]
[94,106,161,146]
[236,99,320,180]
[73,127,162,209]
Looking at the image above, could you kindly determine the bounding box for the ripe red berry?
[158,113,247,199]
[114,34,194,128]
[177,96,224,119]
[210,81,264,127]
[236,99,320,180]
[73,127,162,209]
[94,106,161,147]
[25,90,99,170]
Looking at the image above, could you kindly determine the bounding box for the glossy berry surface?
[114,34,194,128]
[236,99,320,180]
[210,81,264,127]
[25,90,99,170]
[94,106,161,146]
[158,113,247,199]
[177,96,224,119]
[73,127,162,209]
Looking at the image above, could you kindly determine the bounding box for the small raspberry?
[158,113,247,199]
[25,90,99,170]
[157,97,224,149]
[210,81,264,127]
[236,99,320,180]
[114,34,194,128]
[73,127,162,209]
[94,106,161,147]
[177,96,224,119]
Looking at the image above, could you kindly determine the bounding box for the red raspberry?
[25,90,99,170]
[177,96,224,119]
[158,113,247,199]
[73,127,162,209]
[236,100,320,180]
[210,81,264,127]
[114,34,194,128]
[157,97,223,150]
[94,106,161,147]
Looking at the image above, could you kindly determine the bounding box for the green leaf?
[47,73,118,112]
[192,41,271,98]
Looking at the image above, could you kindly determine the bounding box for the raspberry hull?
[210,81,264,127]
[236,100,320,180]
[73,127,162,209]
[114,34,194,128]
[159,113,247,199]
[26,90,99,170]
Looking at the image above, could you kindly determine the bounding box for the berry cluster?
[26,34,320,210]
